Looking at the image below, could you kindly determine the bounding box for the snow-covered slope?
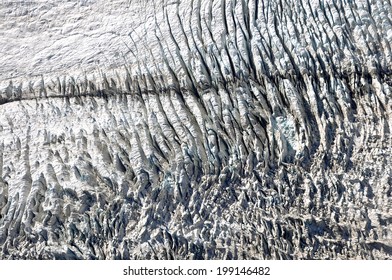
[0,0,391,259]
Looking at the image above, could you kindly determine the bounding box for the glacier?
[0,0,391,259]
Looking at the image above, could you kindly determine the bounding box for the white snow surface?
[1,0,157,87]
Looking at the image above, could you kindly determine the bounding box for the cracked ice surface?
[0,0,391,259]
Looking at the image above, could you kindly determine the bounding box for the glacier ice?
[0,0,391,259]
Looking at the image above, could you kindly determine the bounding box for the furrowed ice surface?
[0,0,391,259]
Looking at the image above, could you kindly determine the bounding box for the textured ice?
[0,0,391,260]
